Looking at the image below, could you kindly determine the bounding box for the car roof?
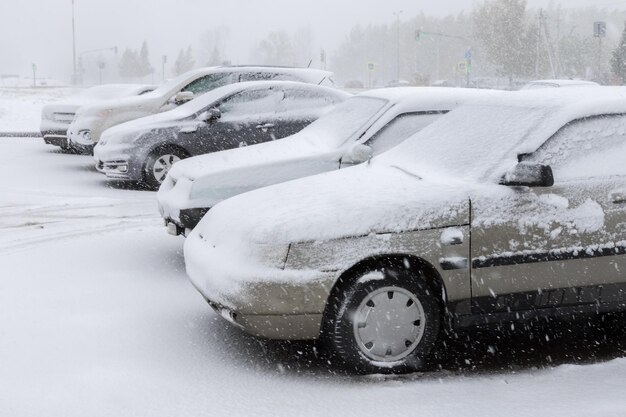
[356,87,501,111]
[179,66,333,84]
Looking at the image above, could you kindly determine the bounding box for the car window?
[277,88,339,113]
[182,73,233,95]
[525,114,626,181]
[365,112,447,154]
[217,88,285,118]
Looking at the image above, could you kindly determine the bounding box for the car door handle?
[256,123,275,130]
[610,189,626,204]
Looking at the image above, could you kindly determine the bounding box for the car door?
[183,88,285,155]
[470,114,626,316]
[271,88,341,140]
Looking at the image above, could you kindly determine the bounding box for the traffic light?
[415,30,422,42]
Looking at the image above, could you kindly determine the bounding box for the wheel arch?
[321,254,448,334]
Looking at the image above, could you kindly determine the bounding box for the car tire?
[142,146,188,190]
[324,267,440,374]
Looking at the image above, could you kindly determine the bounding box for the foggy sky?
[0,0,622,82]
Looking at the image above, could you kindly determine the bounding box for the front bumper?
[184,231,337,340]
[163,207,209,236]
[204,298,323,340]
[69,140,94,155]
[94,143,145,181]
[41,131,69,148]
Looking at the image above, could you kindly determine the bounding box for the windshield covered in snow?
[146,71,229,99]
[298,96,387,149]
[380,104,552,181]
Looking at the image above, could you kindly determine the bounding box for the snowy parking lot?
[2,137,626,416]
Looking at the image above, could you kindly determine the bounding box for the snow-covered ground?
[2,137,626,416]
[0,87,76,133]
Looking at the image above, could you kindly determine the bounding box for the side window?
[217,89,285,119]
[182,73,233,95]
[365,112,446,154]
[277,89,339,114]
[525,114,626,181]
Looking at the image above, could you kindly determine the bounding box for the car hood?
[167,133,327,182]
[189,162,471,247]
[76,94,158,117]
[101,105,192,143]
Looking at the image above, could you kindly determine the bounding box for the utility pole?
[162,55,167,82]
[393,11,403,82]
[594,21,607,81]
[72,0,77,84]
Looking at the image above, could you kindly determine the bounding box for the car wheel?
[143,147,187,190]
[325,268,440,374]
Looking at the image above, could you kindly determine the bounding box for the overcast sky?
[1,0,623,82]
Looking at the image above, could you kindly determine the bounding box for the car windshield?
[378,104,553,181]
[298,96,388,149]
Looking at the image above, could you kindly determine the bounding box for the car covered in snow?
[67,66,334,154]
[184,87,626,373]
[94,81,348,189]
[158,87,497,236]
[40,84,156,150]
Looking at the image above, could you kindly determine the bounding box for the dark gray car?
[93,81,349,188]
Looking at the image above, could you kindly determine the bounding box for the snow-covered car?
[158,87,497,236]
[40,84,156,150]
[520,79,600,90]
[67,66,334,154]
[94,81,348,189]
[184,87,626,373]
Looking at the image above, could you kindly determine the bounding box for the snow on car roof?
[521,79,600,89]
[359,86,497,102]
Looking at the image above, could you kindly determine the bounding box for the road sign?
[594,21,607,38]
[368,63,375,71]
[458,61,467,73]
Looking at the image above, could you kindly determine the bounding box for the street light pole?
[72,0,77,84]
[393,11,403,82]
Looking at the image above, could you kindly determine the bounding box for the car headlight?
[253,243,290,270]
[80,130,92,143]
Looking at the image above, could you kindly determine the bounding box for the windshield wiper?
[390,165,422,180]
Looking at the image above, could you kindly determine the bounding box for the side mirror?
[174,91,195,105]
[341,144,374,165]
[501,162,554,187]
[198,108,221,124]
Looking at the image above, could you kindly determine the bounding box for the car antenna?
[307,59,313,68]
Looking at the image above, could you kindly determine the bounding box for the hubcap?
[152,154,180,183]
[353,286,426,362]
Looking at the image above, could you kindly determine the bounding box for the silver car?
[158,87,497,236]
[184,87,626,373]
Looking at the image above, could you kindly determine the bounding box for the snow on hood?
[190,162,470,247]
[169,133,321,181]
[41,84,153,116]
